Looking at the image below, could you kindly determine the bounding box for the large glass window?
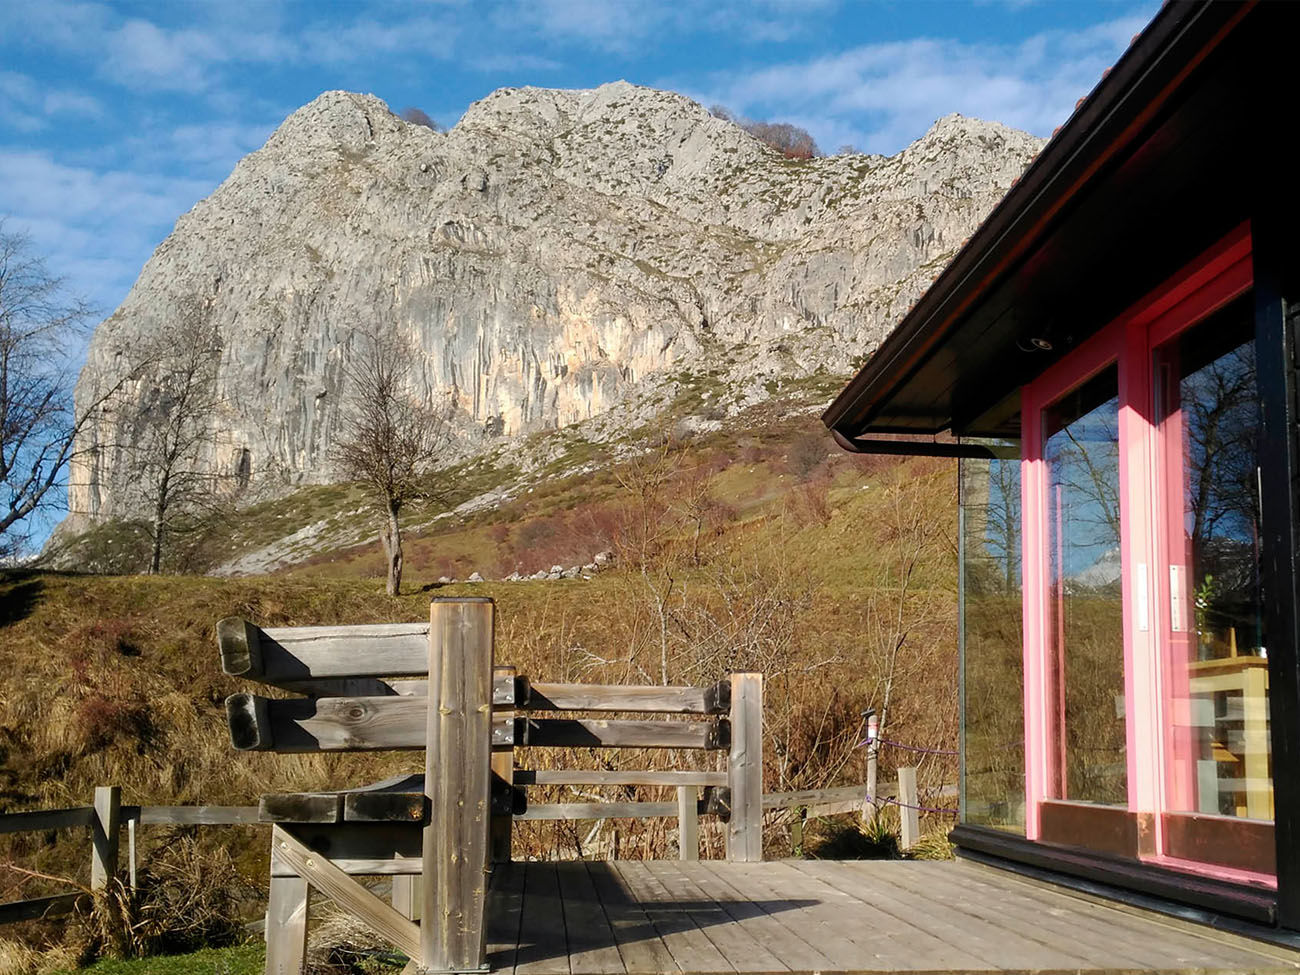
[960,449,1025,832]
[1155,301,1271,822]
[1042,366,1126,806]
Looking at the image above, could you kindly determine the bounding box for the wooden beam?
[217,617,431,687]
[678,786,699,860]
[491,665,515,864]
[268,823,422,876]
[519,681,729,714]
[516,802,679,821]
[0,892,85,924]
[129,805,260,826]
[0,806,93,833]
[264,875,309,975]
[898,766,920,850]
[726,673,763,861]
[515,716,727,750]
[228,694,514,753]
[90,786,120,891]
[272,826,421,961]
[514,769,727,787]
[421,597,493,974]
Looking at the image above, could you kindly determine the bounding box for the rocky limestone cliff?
[70,82,1042,523]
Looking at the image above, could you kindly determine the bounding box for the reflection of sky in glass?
[1046,395,1121,581]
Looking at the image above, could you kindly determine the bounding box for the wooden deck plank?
[927,860,1278,970]
[642,861,789,973]
[947,859,1300,969]
[698,860,934,971]
[793,858,1103,971]
[554,862,627,975]
[614,862,735,975]
[487,863,526,975]
[865,859,1158,971]
[585,861,681,975]
[694,861,874,970]
[755,861,984,972]
[514,863,571,975]
[678,863,836,973]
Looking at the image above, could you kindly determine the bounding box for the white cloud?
[681,8,1156,155]
[0,71,103,132]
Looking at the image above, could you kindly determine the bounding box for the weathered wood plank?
[269,823,422,876]
[0,892,85,925]
[516,801,678,821]
[614,861,734,974]
[227,693,425,752]
[677,786,698,861]
[517,716,726,750]
[761,784,879,811]
[218,617,431,685]
[583,861,678,975]
[753,861,963,971]
[514,863,570,975]
[794,860,1089,971]
[726,673,762,861]
[643,861,786,973]
[90,786,120,891]
[259,793,343,823]
[520,681,727,714]
[273,826,421,962]
[684,863,836,973]
[129,805,260,825]
[897,766,919,850]
[420,597,493,975]
[485,863,525,975]
[492,665,516,864]
[515,769,726,788]
[391,875,418,922]
[264,875,309,975]
[0,806,94,833]
[554,861,626,975]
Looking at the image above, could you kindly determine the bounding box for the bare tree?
[0,219,127,558]
[127,298,227,573]
[332,323,451,596]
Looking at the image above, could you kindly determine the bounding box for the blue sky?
[1,0,1158,328]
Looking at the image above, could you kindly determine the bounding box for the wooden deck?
[485,859,1300,974]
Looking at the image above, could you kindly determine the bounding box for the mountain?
[68,82,1042,527]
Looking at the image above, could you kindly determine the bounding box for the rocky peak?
[68,84,1044,527]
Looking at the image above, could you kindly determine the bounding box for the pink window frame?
[1018,224,1255,881]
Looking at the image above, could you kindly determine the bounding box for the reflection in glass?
[1157,304,1271,821]
[960,450,1025,831]
[1043,367,1127,805]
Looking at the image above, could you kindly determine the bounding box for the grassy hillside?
[2,415,959,963]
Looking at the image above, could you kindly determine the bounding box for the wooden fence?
[0,773,937,927]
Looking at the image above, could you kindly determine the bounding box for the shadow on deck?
[487,859,1300,974]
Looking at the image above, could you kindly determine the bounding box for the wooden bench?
[218,597,763,975]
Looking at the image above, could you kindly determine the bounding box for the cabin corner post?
[726,672,763,861]
[1253,212,1300,930]
[421,598,494,973]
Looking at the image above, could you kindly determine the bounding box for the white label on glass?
[1170,564,1186,632]
[1136,563,1149,632]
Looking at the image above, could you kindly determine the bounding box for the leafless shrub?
[331,322,453,596]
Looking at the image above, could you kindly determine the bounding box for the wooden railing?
[0,772,948,927]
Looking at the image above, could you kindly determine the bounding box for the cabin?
[824,0,1300,937]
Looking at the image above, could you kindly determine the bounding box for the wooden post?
[90,786,120,891]
[677,785,698,861]
[421,598,494,973]
[392,875,418,920]
[726,673,762,862]
[789,807,805,857]
[265,874,310,975]
[490,665,515,865]
[127,819,137,891]
[898,766,920,850]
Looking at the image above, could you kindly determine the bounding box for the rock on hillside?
[69,82,1042,523]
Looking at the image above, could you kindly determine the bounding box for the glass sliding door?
[1042,367,1127,806]
[1017,226,1272,880]
[1152,297,1274,878]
